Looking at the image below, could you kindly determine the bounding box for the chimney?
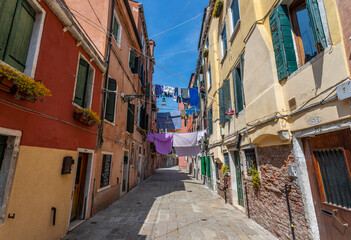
[149,39,156,58]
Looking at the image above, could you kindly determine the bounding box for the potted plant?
[213,0,224,18]
[74,108,101,127]
[202,49,209,58]
[248,164,261,191]
[221,164,230,178]
[0,61,51,102]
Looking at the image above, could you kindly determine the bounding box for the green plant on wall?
[212,0,224,18]
[248,163,261,191]
[221,164,229,176]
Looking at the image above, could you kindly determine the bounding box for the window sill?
[230,20,241,43]
[97,185,111,193]
[104,119,115,126]
[235,109,245,118]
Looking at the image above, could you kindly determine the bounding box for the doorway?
[121,151,129,194]
[303,129,351,239]
[70,152,88,222]
[234,151,244,207]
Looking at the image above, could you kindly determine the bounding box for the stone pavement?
[64,166,277,240]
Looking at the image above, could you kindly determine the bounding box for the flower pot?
[74,112,97,127]
[0,76,17,94]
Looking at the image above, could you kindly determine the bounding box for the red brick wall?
[244,145,309,240]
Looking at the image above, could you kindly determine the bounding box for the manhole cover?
[90,221,97,224]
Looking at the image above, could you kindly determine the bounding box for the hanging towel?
[155,85,162,95]
[156,112,169,129]
[173,132,199,147]
[174,87,178,97]
[197,130,207,142]
[154,133,173,155]
[181,88,189,98]
[147,132,155,142]
[189,87,199,107]
[175,146,201,157]
[168,111,181,130]
[169,87,175,97]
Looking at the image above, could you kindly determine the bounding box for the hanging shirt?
[169,87,175,97]
[168,111,181,130]
[186,107,199,115]
[155,85,163,96]
[156,112,169,129]
[154,133,173,155]
[189,87,199,107]
[181,88,190,98]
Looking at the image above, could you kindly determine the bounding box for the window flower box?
[0,61,51,102]
[213,0,224,18]
[74,108,101,127]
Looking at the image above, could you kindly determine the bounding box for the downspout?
[98,0,115,147]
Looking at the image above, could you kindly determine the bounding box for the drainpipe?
[285,184,296,240]
[98,0,115,147]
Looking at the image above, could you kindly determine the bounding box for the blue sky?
[141,0,208,112]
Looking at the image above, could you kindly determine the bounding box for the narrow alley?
[64,167,276,240]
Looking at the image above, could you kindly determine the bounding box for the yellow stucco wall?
[206,0,350,149]
[0,146,77,240]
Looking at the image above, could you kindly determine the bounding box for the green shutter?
[269,5,298,81]
[233,65,244,114]
[112,18,119,40]
[3,0,36,71]
[126,103,135,133]
[105,78,117,122]
[208,108,213,135]
[0,0,18,60]
[74,59,89,107]
[0,135,8,170]
[218,87,225,124]
[201,156,206,175]
[206,156,211,178]
[306,0,327,51]
[223,79,231,123]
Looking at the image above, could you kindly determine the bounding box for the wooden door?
[71,153,88,222]
[234,151,244,207]
[122,156,128,192]
[303,129,351,239]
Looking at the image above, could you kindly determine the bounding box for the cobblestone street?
[64,167,276,240]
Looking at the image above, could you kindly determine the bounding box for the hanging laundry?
[177,96,182,103]
[197,130,207,141]
[174,87,178,97]
[189,87,199,107]
[168,129,182,133]
[175,146,201,157]
[152,84,156,93]
[147,132,155,142]
[156,112,169,129]
[181,88,189,98]
[155,85,163,96]
[225,110,235,115]
[168,111,181,130]
[173,132,199,147]
[154,133,173,155]
[186,107,199,115]
[163,86,169,95]
[169,87,175,97]
[181,109,187,118]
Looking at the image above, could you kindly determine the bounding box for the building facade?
[199,0,351,239]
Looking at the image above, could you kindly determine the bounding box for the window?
[224,152,230,171]
[289,0,326,65]
[232,55,245,114]
[220,23,228,57]
[314,149,351,209]
[100,154,112,188]
[137,101,141,127]
[207,64,212,90]
[208,107,213,135]
[205,36,209,49]
[0,136,8,172]
[229,0,240,35]
[269,1,327,80]
[0,0,35,72]
[141,33,145,54]
[112,11,122,47]
[244,149,257,176]
[73,58,94,108]
[105,78,117,123]
[129,50,139,74]
[126,102,135,133]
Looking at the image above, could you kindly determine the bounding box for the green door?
[234,151,244,207]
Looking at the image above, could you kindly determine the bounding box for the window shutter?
[0,0,17,60]
[269,5,298,81]
[74,59,89,107]
[145,113,149,131]
[0,135,8,170]
[105,78,117,122]
[112,18,119,40]
[223,79,231,123]
[306,0,327,51]
[201,156,206,175]
[3,0,36,71]
[218,87,225,124]
[206,156,211,178]
[140,107,146,130]
[208,108,213,135]
[126,103,135,133]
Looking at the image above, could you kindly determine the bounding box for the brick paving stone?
[63,166,277,240]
